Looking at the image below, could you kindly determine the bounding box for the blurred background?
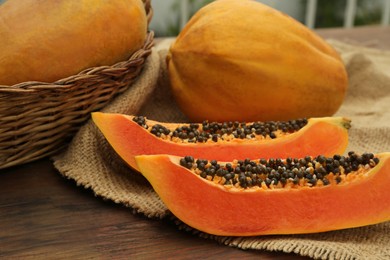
[149,0,390,36]
[0,0,388,36]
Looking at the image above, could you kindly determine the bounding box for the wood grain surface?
[0,159,307,259]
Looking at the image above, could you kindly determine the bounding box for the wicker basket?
[0,0,154,169]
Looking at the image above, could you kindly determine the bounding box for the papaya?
[167,0,348,122]
[0,0,147,86]
[92,112,350,171]
[135,152,390,236]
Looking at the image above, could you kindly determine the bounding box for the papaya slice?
[135,152,390,236]
[92,112,350,171]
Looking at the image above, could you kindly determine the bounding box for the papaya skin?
[167,0,348,122]
[92,112,350,172]
[0,0,147,86]
[135,153,390,236]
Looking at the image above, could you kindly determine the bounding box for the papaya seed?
[132,116,309,143]
[182,152,380,190]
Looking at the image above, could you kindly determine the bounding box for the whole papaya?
[0,0,147,86]
[167,0,348,122]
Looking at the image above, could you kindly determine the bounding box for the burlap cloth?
[53,39,390,260]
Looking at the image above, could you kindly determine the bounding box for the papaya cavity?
[135,152,390,236]
[177,151,379,189]
[92,112,350,171]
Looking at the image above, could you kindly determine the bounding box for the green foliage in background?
[156,0,383,36]
[159,0,213,37]
[314,0,382,28]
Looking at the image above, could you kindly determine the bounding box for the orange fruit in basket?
[0,0,148,86]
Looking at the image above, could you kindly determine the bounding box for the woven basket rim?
[0,0,154,91]
[143,0,153,24]
[0,30,154,169]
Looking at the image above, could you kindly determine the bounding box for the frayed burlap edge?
[170,216,390,260]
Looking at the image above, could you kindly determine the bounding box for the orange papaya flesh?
[92,112,350,171]
[135,152,390,236]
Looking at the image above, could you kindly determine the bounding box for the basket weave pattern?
[0,0,154,169]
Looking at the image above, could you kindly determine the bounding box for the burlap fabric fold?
[53,39,390,260]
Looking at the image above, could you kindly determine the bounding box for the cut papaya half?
[92,112,350,171]
[135,152,390,236]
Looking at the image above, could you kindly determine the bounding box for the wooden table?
[1,26,389,259]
